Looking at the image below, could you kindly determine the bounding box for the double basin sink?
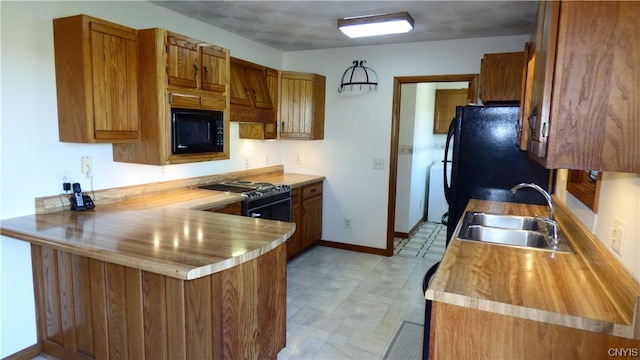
[457,212,574,254]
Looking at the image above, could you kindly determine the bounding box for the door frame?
[385,74,479,255]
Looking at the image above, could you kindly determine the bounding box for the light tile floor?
[278,222,446,359]
[394,222,447,262]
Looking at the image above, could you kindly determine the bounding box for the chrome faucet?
[511,183,559,244]
[511,183,554,220]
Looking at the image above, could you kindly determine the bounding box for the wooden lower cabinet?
[430,302,640,359]
[287,181,323,259]
[31,243,286,360]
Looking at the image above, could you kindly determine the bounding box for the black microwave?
[171,108,224,154]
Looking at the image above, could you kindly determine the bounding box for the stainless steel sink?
[465,212,541,231]
[460,225,549,248]
[457,211,574,253]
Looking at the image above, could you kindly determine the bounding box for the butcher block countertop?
[426,199,640,339]
[0,168,324,280]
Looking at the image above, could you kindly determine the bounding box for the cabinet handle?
[193,62,199,80]
[253,88,258,102]
[244,87,250,98]
[203,65,209,80]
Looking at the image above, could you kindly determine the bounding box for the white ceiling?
[151,1,539,51]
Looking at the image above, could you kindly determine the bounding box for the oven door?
[246,197,292,222]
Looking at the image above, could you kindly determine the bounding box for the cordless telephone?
[69,183,94,211]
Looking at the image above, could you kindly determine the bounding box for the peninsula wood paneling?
[31,243,286,359]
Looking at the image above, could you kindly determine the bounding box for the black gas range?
[199,181,292,221]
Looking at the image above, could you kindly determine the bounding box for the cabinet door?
[302,195,322,248]
[480,52,524,103]
[528,1,560,159]
[200,46,228,93]
[244,67,273,110]
[433,89,469,134]
[280,72,325,140]
[166,34,199,89]
[55,15,140,143]
[229,61,252,106]
[239,68,278,140]
[518,42,536,151]
[90,21,140,141]
[529,1,640,171]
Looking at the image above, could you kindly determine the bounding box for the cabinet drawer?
[302,182,322,199]
[169,93,200,108]
[201,93,226,110]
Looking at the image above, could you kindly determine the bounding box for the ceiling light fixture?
[338,11,414,38]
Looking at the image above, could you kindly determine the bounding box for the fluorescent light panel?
[338,11,414,38]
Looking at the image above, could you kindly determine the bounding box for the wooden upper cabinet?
[112,28,230,166]
[201,46,228,93]
[518,42,536,151]
[239,68,279,140]
[526,1,640,172]
[433,88,469,134]
[54,14,140,143]
[280,71,326,140]
[166,33,228,95]
[230,61,252,106]
[229,57,275,123]
[480,51,524,103]
[245,67,273,109]
[166,34,199,88]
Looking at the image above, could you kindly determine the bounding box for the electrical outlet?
[610,217,626,256]
[295,154,302,165]
[244,157,250,169]
[57,171,71,191]
[265,155,269,165]
[81,156,92,176]
[372,158,385,170]
[344,218,352,229]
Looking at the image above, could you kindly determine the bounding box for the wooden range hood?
[229,57,275,123]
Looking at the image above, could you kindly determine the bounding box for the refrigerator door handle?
[443,116,455,204]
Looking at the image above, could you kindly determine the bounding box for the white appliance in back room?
[427,161,450,223]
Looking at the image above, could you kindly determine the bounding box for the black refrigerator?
[422,104,552,360]
[443,104,552,240]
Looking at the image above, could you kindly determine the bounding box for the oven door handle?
[246,197,292,219]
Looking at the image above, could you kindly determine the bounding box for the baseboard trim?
[394,218,425,240]
[317,240,391,257]
[394,231,410,239]
[2,343,41,360]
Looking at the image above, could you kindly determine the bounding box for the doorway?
[385,74,478,255]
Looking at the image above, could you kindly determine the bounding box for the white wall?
[0,1,286,356]
[282,35,529,248]
[395,84,418,233]
[556,171,640,281]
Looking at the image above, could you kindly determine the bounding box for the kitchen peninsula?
[0,166,322,359]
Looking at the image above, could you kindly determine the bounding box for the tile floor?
[32,222,447,360]
[278,222,446,359]
[394,222,447,262]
